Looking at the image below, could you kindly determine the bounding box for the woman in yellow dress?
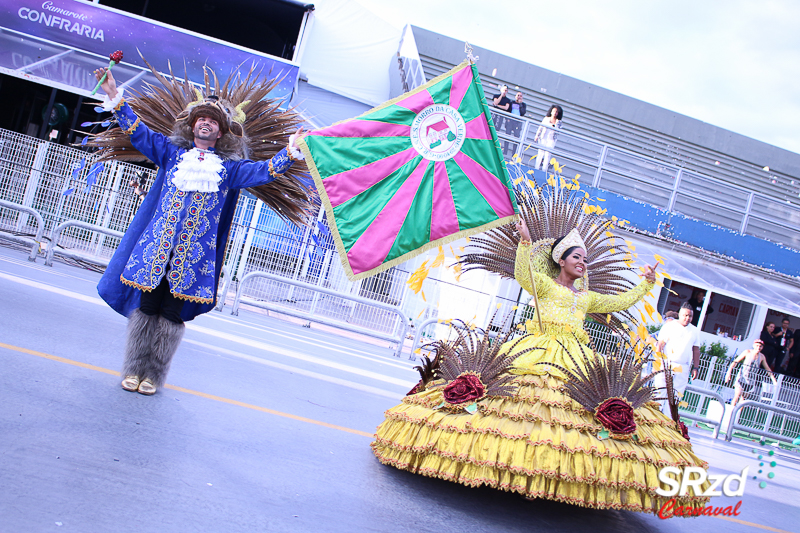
[371,220,710,514]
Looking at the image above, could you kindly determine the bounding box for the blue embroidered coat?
[98,100,296,321]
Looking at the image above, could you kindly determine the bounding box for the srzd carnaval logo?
[656,466,748,519]
[410,104,466,162]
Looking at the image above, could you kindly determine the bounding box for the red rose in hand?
[595,398,636,435]
[443,374,485,405]
[678,421,690,441]
[109,50,124,63]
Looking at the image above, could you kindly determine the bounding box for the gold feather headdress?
[83,57,316,225]
[458,184,641,330]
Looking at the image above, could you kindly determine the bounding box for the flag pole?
[518,214,544,334]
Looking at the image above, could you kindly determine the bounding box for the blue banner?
[0,0,299,99]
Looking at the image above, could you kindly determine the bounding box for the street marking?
[0,342,118,376]
[0,270,416,386]
[0,341,373,438]
[184,339,403,399]
[187,323,416,388]
[715,515,794,533]
[203,312,414,371]
[0,326,795,532]
[0,271,106,306]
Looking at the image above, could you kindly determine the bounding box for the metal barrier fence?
[679,353,800,442]
[0,199,44,261]
[232,271,410,357]
[45,220,124,267]
[0,127,155,267]
[725,400,800,444]
[490,110,800,249]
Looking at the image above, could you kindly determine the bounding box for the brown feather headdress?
[84,57,316,225]
[458,184,641,330]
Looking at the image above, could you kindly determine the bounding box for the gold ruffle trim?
[120,275,214,305]
[373,373,710,514]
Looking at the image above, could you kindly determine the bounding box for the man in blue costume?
[93,66,308,395]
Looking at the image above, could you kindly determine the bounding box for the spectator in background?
[760,322,780,369]
[505,92,527,139]
[788,326,800,377]
[491,85,513,156]
[654,303,700,414]
[724,339,777,407]
[492,84,512,113]
[534,104,563,172]
[686,289,713,327]
[776,317,794,372]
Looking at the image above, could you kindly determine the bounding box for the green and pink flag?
[299,61,517,280]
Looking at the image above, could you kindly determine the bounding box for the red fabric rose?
[443,374,485,405]
[110,50,124,63]
[678,421,690,441]
[595,398,636,435]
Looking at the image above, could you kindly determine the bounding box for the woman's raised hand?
[515,217,532,242]
[642,264,657,283]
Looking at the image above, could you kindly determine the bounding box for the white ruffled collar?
[171,147,224,193]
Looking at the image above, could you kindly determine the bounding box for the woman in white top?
[534,104,563,171]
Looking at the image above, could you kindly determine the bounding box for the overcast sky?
[356,0,800,155]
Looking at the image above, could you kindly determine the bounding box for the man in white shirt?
[654,303,701,413]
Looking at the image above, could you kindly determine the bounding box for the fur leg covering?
[142,316,185,388]
[121,309,160,378]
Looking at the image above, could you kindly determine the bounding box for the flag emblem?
[410,104,466,161]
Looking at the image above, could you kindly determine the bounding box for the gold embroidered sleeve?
[514,240,555,298]
[587,279,655,313]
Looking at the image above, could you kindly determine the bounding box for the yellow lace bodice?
[514,240,654,341]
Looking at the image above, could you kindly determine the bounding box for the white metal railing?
[231,271,410,357]
[0,199,44,261]
[725,400,800,444]
[45,220,124,267]
[488,109,800,249]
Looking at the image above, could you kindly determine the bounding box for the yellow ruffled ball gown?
[371,241,710,514]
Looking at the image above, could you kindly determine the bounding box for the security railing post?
[668,169,683,212]
[740,192,755,234]
[592,145,608,188]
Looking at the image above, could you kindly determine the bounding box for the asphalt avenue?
[1,246,798,533]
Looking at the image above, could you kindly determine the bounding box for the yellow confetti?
[662,271,672,280]
[417,309,425,319]
[421,290,426,302]
[654,254,666,265]
[430,246,445,268]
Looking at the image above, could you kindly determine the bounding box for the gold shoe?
[121,375,140,392]
[137,378,157,395]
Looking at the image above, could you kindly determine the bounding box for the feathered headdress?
[84,57,316,225]
[415,314,542,411]
[458,185,640,330]
[539,337,661,439]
